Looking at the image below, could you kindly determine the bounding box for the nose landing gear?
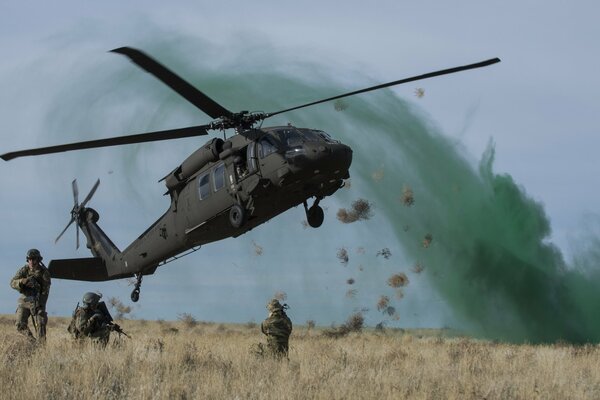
[304,198,324,228]
[131,272,143,302]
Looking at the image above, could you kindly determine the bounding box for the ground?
[0,315,599,399]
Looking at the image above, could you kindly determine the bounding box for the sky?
[1,1,600,342]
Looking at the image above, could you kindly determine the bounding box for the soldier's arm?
[261,319,271,335]
[9,267,27,291]
[75,311,97,335]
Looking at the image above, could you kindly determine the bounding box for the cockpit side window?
[198,173,211,200]
[258,136,278,158]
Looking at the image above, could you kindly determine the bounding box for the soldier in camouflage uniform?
[68,292,113,346]
[255,298,293,358]
[9,249,51,341]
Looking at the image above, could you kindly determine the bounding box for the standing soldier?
[68,292,114,346]
[260,298,293,358]
[9,248,51,342]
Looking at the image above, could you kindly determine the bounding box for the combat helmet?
[267,298,284,312]
[26,248,43,261]
[82,292,102,309]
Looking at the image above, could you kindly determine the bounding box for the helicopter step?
[304,198,324,228]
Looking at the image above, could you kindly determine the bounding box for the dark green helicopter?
[1,47,499,301]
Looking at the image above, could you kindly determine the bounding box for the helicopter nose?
[301,142,353,173]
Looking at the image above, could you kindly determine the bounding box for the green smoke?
[43,29,600,343]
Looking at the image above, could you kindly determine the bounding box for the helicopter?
[1,47,500,302]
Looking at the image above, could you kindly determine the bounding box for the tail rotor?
[55,179,100,249]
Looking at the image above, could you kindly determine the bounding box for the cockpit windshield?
[272,127,338,148]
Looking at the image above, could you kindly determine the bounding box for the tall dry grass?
[1,314,599,399]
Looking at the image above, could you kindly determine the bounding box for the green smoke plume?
[42,30,600,343]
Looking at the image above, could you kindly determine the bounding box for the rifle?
[108,322,131,339]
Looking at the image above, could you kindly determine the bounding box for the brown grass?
[1,315,600,399]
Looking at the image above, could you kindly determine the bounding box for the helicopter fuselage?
[52,125,352,283]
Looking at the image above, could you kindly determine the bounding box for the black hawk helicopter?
[1,47,500,301]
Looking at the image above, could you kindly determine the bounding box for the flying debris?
[422,233,433,248]
[385,306,396,316]
[334,99,348,111]
[345,289,357,298]
[395,288,404,299]
[346,278,355,285]
[377,295,390,312]
[388,273,409,288]
[371,165,384,182]
[401,185,415,206]
[412,262,425,274]
[376,248,392,259]
[414,87,425,98]
[356,247,366,255]
[337,247,349,265]
[273,291,287,301]
[252,241,263,256]
[337,198,373,223]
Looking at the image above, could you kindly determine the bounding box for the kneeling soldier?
[68,292,114,346]
[260,299,293,358]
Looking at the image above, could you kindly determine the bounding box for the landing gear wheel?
[130,273,143,302]
[229,204,246,228]
[307,205,324,228]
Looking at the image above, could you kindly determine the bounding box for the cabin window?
[198,173,211,199]
[213,163,225,191]
[258,137,278,158]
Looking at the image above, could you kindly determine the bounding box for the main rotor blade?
[111,47,233,120]
[1,125,210,161]
[265,58,501,118]
[72,179,79,208]
[55,217,75,244]
[80,179,100,208]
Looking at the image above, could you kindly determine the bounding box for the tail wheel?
[307,205,324,228]
[229,204,246,228]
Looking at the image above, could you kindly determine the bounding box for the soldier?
[259,298,293,358]
[68,292,114,346]
[10,248,51,341]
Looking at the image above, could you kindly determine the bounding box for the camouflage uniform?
[68,292,113,346]
[259,299,293,358]
[9,249,51,341]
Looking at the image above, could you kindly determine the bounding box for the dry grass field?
[1,314,599,399]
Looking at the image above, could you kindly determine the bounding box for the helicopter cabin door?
[195,162,230,223]
[252,135,285,183]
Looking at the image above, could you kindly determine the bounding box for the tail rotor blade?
[76,225,80,250]
[81,179,100,208]
[55,217,75,244]
[72,179,79,207]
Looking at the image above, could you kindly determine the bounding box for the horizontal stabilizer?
[49,257,122,281]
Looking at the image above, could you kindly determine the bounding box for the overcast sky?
[1,1,599,333]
